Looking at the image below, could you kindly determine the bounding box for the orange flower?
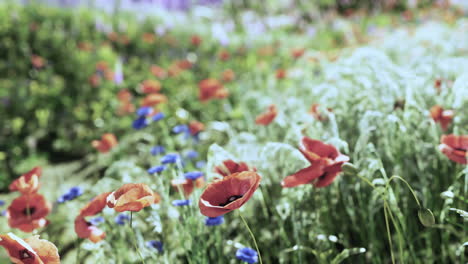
[7,194,51,233]
[107,183,160,212]
[78,42,93,51]
[214,160,256,177]
[95,61,108,72]
[104,70,114,81]
[150,65,167,79]
[198,78,229,102]
[276,69,286,79]
[9,167,42,194]
[255,105,277,126]
[117,89,132,102]
[91,133,118,153]
[438,134,467,164]
[117,102,135,115]
[171,178,205,197]
[291,48,306,59]
[88,74,101,87]
[221,69,235,82]
[309,104,332,121]
[218,50,230,61]
[31,55,45,69]
[140,80,162,94]
[74,192,111,243]
[199,171,261,217]
[141,93,168,107]
[0,233,60,264]
[142,33,156,44]
[189,121,205,136]
[282,137,350,188]
[191,35,202,46]
[430,105,454,131]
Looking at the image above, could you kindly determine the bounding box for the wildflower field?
[0,1,467,263]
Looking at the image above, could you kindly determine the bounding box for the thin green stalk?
[383,203,396,264]
[129,212,146,264]
[75,238,81,264]
[239,212,263,264]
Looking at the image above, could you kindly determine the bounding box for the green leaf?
[418,208,435,227]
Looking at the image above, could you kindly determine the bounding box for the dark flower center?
[454,147,466,152]
[219,195,243,206]
[19,249,33,260]
[22,207,36,216]
[318,172,328,181]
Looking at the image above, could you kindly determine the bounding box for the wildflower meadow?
[0,0,467,263]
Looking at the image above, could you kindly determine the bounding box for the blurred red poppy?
[150,65,167,79]
[282,137,349,188]
[7,194,51,233]
[438,134,467,164]
[171,178,205,197]
[141,93,168,107]
[0,233,60,264]
[291,48,305,59]
[142,33,156,44]
[189,121,205,135]
[199,171,261,217]
[430,105,454,131]
[78,41,93,51]
[276,69,286,79]
[91,133,118,153]
[9,167,42,194]
[95,61,108,72]
[255,105,277,126]
[434,79,442,93]
[219,50,230,61]
[88,74,101,87]
[176,60,193,70]
[191,35,202,46]
[221,69,235,82]
[140,80,162,94]
[199,78,229,102]
[107,183,160,212]
[31,55,45,69]
[117,89,132,102]
[309,104,332,121]
[75,192,111,243]
[214,160,256,177]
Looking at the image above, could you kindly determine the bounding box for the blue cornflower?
[236,248,258,263]
[184,171,203,180]
[150,145,165,156]
[161,153,179,164]
[148,165,166,174]
[185,150,198,159]
[172,124,189,134]
[146,240,163,253]
[1,210,6,217]
[195,161,206,169]
[57,186,83,203]
[137,106,153,117]
[152,112,165,122]
[0,200,5,207]
[89,216,105,226]
[205,216,224,226]
[133,116,148,130]
[172,199,191,206]
[115,214,130,225]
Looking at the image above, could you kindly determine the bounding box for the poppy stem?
[239,211,263,264]
[129,212,146,264]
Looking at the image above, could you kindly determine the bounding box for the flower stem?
[129,212,146,264]
[239,211,263,264]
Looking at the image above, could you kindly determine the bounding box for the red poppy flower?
[276,69,286,79]
[309,104,332,121]
[95,61,108,72]
[255,105,277,126]
[218,50,230,61]
[291,48,305,59]
[282,137,350,188]
[0,233,60,264]
[430,105,454,131]
[199,78,229,102]
[191,35,202,46]
[31,55,45,69]
[104,70,114,81]
[140,80,162,94]
[189,121,205,135]
[9,167,42,194]
[142,33,156,44]
[117,89,132,102]
[150,65,167,79]
[434,79,442,93]
[438,134,468,164]
[176,59,193,70]
[74,192,111,243]
[88,74,101,87]
[221,69,235,82]
[7,194,51,233]
[117,102,135,116]
[107,183,160,212]
[171,178,205,197]
[91,133,118,153]
[214,160,256,177]
[199,171,261,217]
[141,93,168,107]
